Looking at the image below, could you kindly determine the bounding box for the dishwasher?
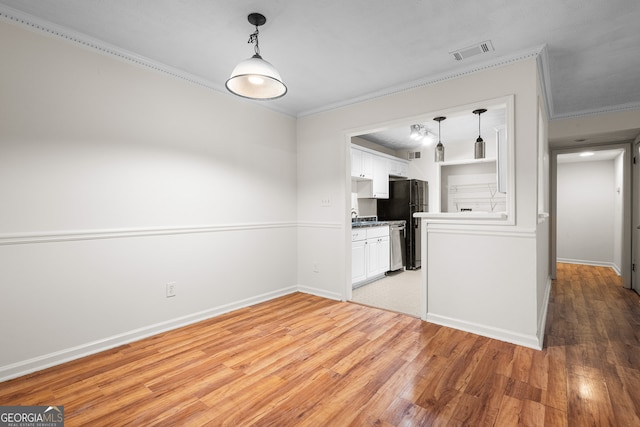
[389,222,406,271]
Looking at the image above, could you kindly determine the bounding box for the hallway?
[546,263,640,425]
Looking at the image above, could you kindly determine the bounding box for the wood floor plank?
[1,263,639,425]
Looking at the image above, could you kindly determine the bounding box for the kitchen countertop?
[414,212,507,220]
[351,220,406,228]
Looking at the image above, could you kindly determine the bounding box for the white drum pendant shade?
[226,54,287,100]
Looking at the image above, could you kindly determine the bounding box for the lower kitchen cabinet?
[367,234,390,277]
[352,225,390,287]
[351,238,367,284]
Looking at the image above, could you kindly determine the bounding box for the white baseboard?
[0,286,298,382]
[611,264,622,276]
[426,313,542,350]
[537,276,552,348]
[297,285,342,301]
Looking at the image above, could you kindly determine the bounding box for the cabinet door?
[366,237,380,277]
[397,161,409,178]
[352,239,367,284]
[361,151,374,179]
[351,148,373,180]
[366,235,390,277]
[351,148,362,178]
[372,156,389,199]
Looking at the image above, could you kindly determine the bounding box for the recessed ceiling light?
[579,152,595,157]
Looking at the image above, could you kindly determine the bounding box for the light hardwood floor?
[1,263,638,425]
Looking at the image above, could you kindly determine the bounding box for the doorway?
[348,136,423,318]
[551,144,633,288]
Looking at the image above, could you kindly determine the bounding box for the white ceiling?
[557,149,625,163]
[1,0,639,148]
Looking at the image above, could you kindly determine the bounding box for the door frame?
[633,137,640,292]
[550,142,633,288]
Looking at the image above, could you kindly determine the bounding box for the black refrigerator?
[377,179,428,270]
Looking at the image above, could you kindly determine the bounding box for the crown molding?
[297,45,548,117]
[550,102,640,121]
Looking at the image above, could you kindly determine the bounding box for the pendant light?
[226,13,287,100]
[434,117,446,162]
[473,108,487,159]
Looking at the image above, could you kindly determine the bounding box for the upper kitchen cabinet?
[350,145,407,199]
[351,147,373,180]
[388,159,409,178]
[372,156,389,199]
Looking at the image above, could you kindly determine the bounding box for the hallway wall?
[557,159,618,269]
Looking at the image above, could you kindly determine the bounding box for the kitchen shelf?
[448,182,506,213]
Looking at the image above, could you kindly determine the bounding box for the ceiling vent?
[451,40,494,61]
[408,151,421,160]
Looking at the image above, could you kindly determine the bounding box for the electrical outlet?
[166,282,176,298]
[320,197,331,207]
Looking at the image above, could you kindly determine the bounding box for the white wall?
[297,58,548,348]
[613,153,624,273]
[0,21,298,380]
[557,160,616,267]
[535,95,551,344]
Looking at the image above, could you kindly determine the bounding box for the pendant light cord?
[248,26,260,56]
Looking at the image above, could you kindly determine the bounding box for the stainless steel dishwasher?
[389,222,406,271]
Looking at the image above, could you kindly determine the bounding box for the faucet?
[351,209,358,219]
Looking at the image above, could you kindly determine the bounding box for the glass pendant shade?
[473,108,487,159]
[474,137,485,159]
[433,116,446,163]
[435,142,445,162]
[226,54,287,100]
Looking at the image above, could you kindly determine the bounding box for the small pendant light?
[434,117,446,162]
[473,108,487,159]
[226,13,287,100]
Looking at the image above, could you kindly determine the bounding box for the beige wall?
[0,20,298,380]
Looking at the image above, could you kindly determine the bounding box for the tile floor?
[351,269,422,317]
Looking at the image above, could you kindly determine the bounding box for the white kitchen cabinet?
[367,235,390,277]
[352,225,390,287]
[351,239,367,284]
[351,144,408,199]
[351,147,373,180]
[372,156,389,199]
[388,159,409,178]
